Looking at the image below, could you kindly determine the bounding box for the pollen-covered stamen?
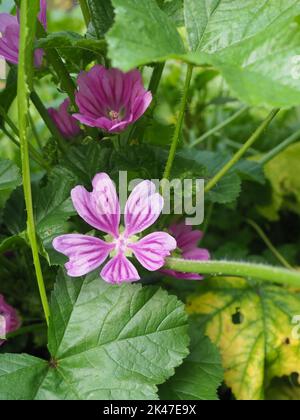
[108,110,120,121]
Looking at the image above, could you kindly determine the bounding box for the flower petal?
[0,24,19,65]
[125,181,164,237]
[49,98,81,139]
[160,269,203,280]
[71,173,120,238]
[53,234,114,277]
[128,232,177,271]
[169,222,203,252]
[0,14,18,33]
[100,254,140,284]
[183,248,210,261]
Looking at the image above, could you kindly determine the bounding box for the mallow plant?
[0,0,300,401]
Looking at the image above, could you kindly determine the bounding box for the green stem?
[190,105,249,148]
[148,63,165,95]
[165,258,300,288]
[259,128,300,165]
[30,91,67,153]
[163,64,193,180]
[224,138,258,156]
[205,108,280,193]
[18,0,50,326]
[246,219,293,270]
[79,0,91,28]
[36,21,77,109]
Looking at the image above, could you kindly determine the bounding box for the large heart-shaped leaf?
[159,326,223,400]
[187,277,300,400]
[0,270,189,400]
[184,0,300,107]
[107,0,186,70]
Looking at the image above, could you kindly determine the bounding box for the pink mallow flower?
[0,295,21,346]
[48,98,81,139]
[161,222,210,280]
[53,173,176,284]
[73,65,152,133]
[0,0,47,66]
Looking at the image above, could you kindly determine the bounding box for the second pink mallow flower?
[0,295,21,346]
[53,173,176,284]
[0,0,47,67]
[73,65,153,133]
[48,98,81,139]
[161,222,210,280]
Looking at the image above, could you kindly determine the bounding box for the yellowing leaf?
[258,142,300,221]
[187,277,300,400]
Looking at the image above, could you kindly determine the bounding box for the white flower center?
[105,230,139,258]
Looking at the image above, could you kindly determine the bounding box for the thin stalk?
[224,138,258,156]
[205,108,280,193]
[79,0,91,28]
[148,63,165,95]
[30,91,67,153]
[163,64,193,181]
[0,105,19,137]
[259,128,300,165]
[190,105,249,148]
[165,258,300,288]
[246,219,293,270]
[0,107,48,168]
[18,0,50,325]
[1,126,20,148]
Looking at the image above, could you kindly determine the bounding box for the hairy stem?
[165,258,300,288]
[163,64,193,181]
[205,108,280,193]
[18,0,50,325]
[190,105,249,148]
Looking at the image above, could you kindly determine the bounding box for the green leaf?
[184,0,220,51]
[36,31,106,55]
[187,277,300,400]
[33,167,77,265]
[4,167,77,264]
[162,0,184,27]
[266,377,300,401]
[0,159,22,208]
[88,0,114,38]
[0,270,189,400]
[0,354,48,400]
[107,0,185,71]
[176,150,242,204]
[159,327,223,400]
[184,0,300,107]
[258,142,300,221]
